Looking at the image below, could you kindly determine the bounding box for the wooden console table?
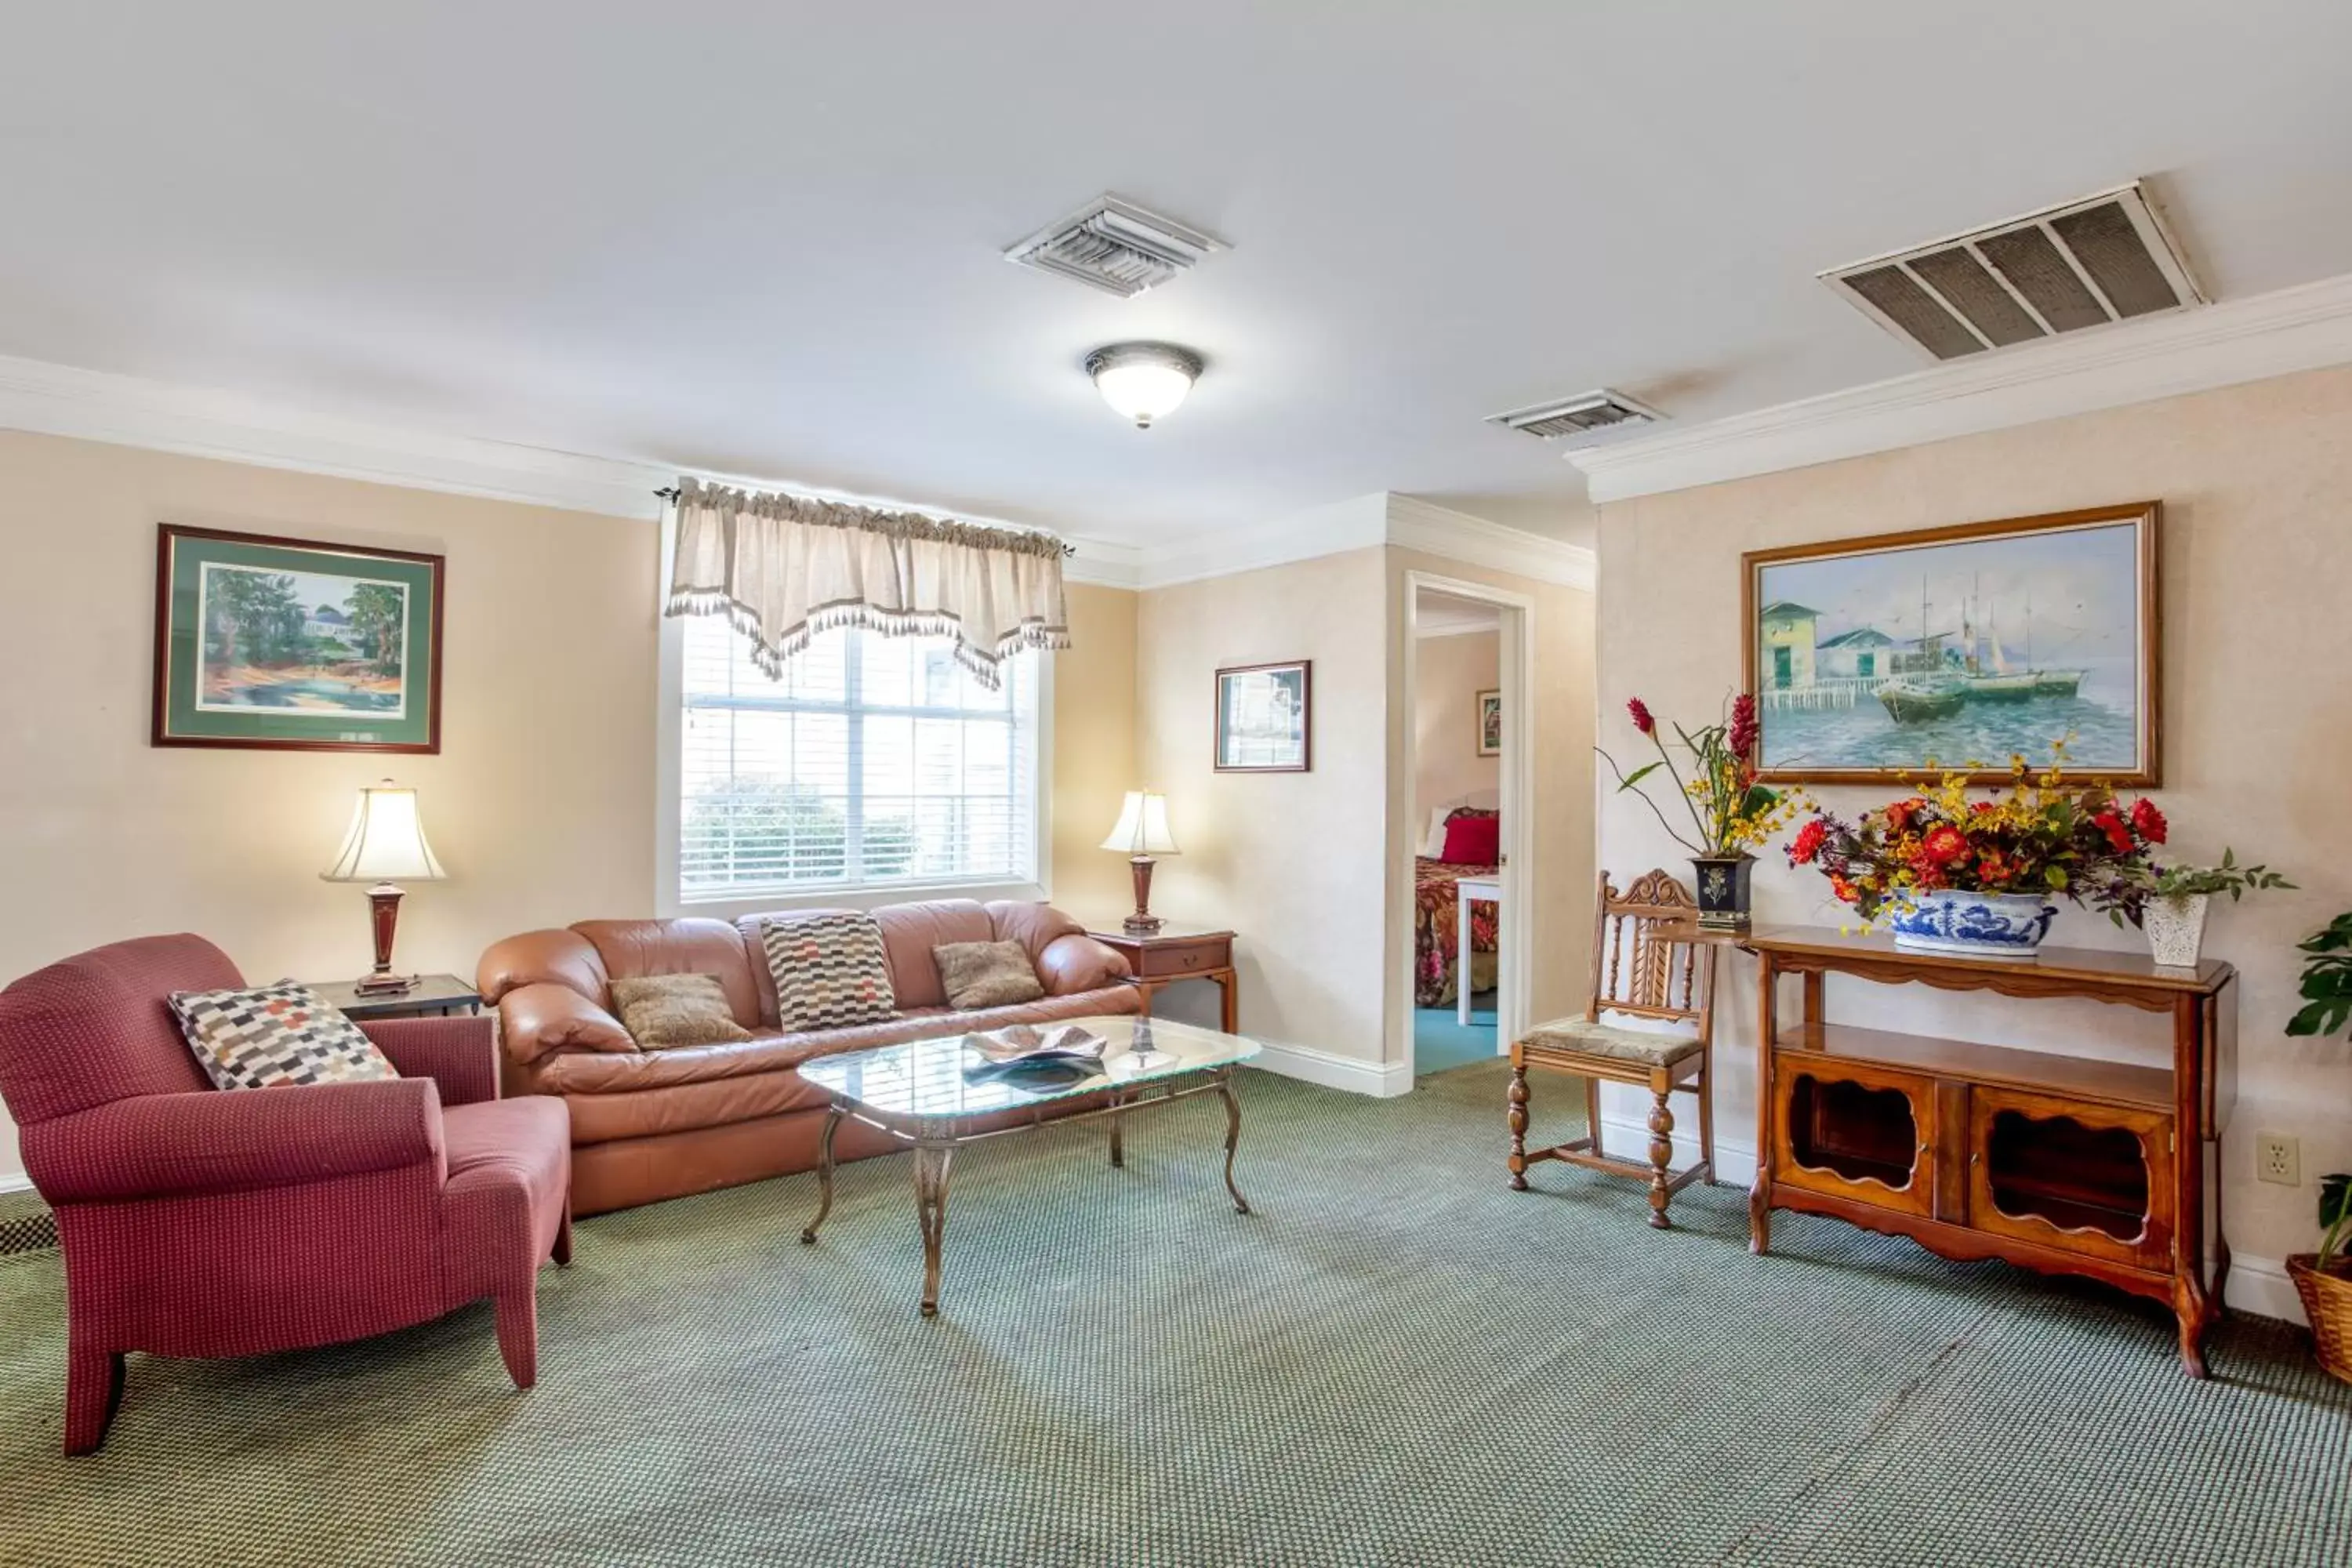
[1744,927,2236,1377]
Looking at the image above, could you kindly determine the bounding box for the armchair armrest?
[23,1079,445,1203]
[496,982,634,1065]
[1036,932,1131,995]
[363,1015,498,1105]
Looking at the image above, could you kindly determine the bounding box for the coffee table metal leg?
[1109,1089,1126,1169]
[801,1102,844,1244]
[914,1140,956,1317]
[1217,1072,1251,1215]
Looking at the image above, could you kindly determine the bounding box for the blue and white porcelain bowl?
[1888,888,2057,957]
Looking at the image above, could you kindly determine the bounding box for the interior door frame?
[1399,570,1536,1080]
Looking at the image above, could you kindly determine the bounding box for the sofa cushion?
[609,974,753,1051]
[871,900,996,1008]
[934,940,1047,1010]
[575,918,761,1025]
[168,982,399,1091]
[760,913,895,1030]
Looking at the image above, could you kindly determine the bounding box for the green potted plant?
[2132,851,2295,967]
[2286,911,2352,1382]
[1599,694,1802,930]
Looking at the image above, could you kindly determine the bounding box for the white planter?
[2146,892,2211,968]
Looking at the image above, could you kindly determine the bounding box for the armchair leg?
[553,1205,574,1267]
[494,1288,539,1390]
[64,1341,125,1457]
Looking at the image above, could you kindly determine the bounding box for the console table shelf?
[1744,927,2237,1378]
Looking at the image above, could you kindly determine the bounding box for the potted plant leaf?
[2129,851,2294,967]
[2286,910,2352,1382]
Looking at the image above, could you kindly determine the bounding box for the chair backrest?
[1586,870,1714,1034]
[0,934,238,1126]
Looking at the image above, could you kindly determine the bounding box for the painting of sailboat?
[1743,503,2159,785]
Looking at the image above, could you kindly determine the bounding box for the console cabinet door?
[1967,1086,2173,1269]
[1770,1055,1936,1217]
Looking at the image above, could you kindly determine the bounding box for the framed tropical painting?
[1475,688,1502,757]
[1742,502,2158,786]
[1214,660,1311,771]
[152,524,445,752]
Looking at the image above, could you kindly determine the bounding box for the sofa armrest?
[23,1079,445,1203]
[497,982,635,1065]
[363,1015,498,1105]
[1036,932,1131,995]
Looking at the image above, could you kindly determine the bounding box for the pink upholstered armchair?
[0,934,573,1455]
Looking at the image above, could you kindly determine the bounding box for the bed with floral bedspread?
[1414,856,1499,1008]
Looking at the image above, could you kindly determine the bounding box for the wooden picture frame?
[1742,502,2159,786]
[1475,688,1502,757]
[1214,660,1312,772]
[153,524,445,753]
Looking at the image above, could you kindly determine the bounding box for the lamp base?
[1122,913,1166,936]
[352,972,419,997]
[1124,855,1164,936]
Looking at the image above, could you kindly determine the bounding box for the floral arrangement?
[1785,749,2165,924]
[1602,694,1804,858]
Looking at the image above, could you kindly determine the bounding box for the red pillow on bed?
[1439,814,1499,865]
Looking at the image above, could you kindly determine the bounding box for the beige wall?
[0,430,662,1178]
[1136,549,1393,1058]
[1388,551,1598,1044]
[1595,362,2352,1287]
[1414,629,1500,822]
[1047,582,1139,923]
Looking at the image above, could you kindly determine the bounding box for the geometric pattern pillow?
[167,982,399,1091]
[760,913,896,1032]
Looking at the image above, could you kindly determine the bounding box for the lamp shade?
[1099,790,1179,856]
[321,781,447,884]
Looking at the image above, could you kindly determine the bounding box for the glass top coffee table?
[797,1014,1260,1317]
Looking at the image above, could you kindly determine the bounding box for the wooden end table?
[308,973,483,1020]
[1087,924,1239,1033]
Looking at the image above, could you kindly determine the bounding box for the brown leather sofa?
[477,899,1140,1215]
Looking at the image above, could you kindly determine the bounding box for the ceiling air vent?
[1486,389,1665,445]
[1824,181,2204,361]
[1004,194,1228,299]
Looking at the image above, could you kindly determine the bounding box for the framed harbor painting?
[153,524,444,752]
[1741,503,2159,786]
[1214,660,1312,771]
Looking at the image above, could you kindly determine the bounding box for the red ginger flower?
[1728,692,1759,758]
[1627,696,1655,736]
[1788,818,1828,866]
[2131,798,2168,845]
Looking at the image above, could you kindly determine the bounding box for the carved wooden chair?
[1507,869,1717,1227]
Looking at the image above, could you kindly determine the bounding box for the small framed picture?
[1475,688,1502,757]
[1214,660,1311,772]
[153,524,445,752]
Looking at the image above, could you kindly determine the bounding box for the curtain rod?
[652,486,1076,557]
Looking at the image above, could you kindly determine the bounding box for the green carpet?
[2,1063,2347,1566]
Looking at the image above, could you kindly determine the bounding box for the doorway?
[1399,574,1533,1080]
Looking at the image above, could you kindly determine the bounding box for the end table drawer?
[1136,938,1228,978]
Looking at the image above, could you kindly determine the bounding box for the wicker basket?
[2288,1254,2352,1383]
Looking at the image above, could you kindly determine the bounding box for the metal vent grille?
[1824,182,2203,361]
[1486,390,1665,445]
[1004,194,1228,298]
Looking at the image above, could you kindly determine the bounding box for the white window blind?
[679,617,1039,901]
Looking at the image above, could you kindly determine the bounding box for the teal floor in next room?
[1414,990,1500,1073]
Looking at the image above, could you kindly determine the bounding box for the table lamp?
[321,779,447,995]
[1100,790,1179,935]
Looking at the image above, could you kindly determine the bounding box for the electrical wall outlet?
[2256,1133,2300,1186]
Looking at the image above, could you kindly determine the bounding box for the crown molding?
[1384,495,1596,590]
[1569,269,2352,503]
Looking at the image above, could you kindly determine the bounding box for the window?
[676,616,1040,902]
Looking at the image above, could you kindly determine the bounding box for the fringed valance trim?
[662,597,1072,694]
[670,476,1069,561]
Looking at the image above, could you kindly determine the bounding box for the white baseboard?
[1250,1039,1414,1099]
[2226,1254,2306,1327]
[0,1172,34,1196]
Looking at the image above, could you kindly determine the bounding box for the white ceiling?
[5,3,2350,548]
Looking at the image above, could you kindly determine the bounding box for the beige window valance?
[662,477,1072,690]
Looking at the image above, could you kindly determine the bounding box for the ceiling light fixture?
[1085,343,1203,428]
